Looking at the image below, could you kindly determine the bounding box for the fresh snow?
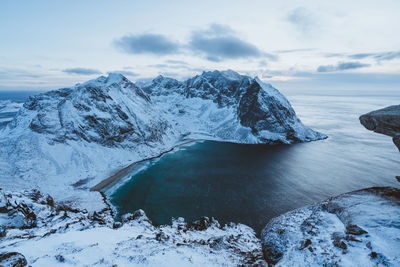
[261,187,400,266]
[0,189,265,266]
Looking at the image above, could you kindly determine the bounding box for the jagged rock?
[299,238,312,250]
[0,252,27,267]
[112,222,122,229]
[346,224,368,235]
[261,187,400,266]
[360,105,400,150]
[55,254,65,263]
[187,216,220,231]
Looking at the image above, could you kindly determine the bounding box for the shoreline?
[90,135,326,192]
[90,139,203,192]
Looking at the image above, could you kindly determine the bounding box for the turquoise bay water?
[110,90,400,233]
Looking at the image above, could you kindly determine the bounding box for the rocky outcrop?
[0,189,265,266]
[0,252,27,267]
[261,187,400,266]
[360,105,400,150]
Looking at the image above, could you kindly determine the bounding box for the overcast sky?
[1,0,400,90]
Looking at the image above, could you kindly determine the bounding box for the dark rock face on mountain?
[261,187,400,266]
[360,105,400,150]
[143,70,326,144]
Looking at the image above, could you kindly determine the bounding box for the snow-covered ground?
[0,189,265,266]
[1,186,399,266]
[261,187,400,266]
[0,100,23,114]
[0,100,23,126]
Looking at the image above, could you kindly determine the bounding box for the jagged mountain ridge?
[0,70,326,208]
[143,70,325,143]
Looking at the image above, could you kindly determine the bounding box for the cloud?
[0,67,43,79]
[165,59,188,65]
[107,70,139,77]
[276,48,315,54]
[114,33,180,55]
[348,51,400,61]
[287,7,315,34]
[188,24,275,62]
[317,61,370,72]
[148,64,169,68]
[62,68,101,75]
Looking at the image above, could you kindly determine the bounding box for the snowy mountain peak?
[199,69,245,81]
[82,73,131,90]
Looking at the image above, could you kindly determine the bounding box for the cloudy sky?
[1,0,399,90]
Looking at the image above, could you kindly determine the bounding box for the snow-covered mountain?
[143,70,325,143]
[0,70,326,208]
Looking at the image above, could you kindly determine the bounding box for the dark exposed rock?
[346,224,368,236]
[332,232,347,250]
[55,254,65,262]
[155,231,169,242]
[360,105,400,150]
[299,239,312,250]
[0,226,6,237]
[90,211,106,225]
[56,204,80,214]
[113,222,122,229]
[187,216,220,231]
[0,252,27,267]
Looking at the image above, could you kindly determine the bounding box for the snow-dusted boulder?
[261,187,400,266]
[360,105,400,151]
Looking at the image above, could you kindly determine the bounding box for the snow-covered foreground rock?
[261,187,400,266]
[0,189,265,266]
[0,70,325,209]
[0,100,23,127]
